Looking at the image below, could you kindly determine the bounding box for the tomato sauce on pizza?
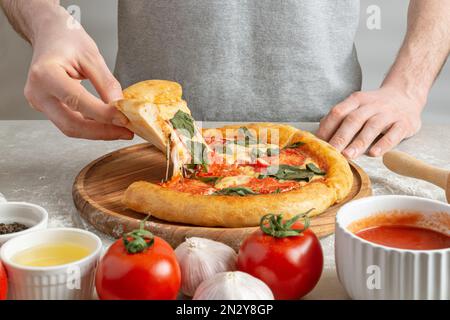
[160,129,327,196]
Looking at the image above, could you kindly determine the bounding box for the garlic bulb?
[193,271,274,300]
[175,237,237,296]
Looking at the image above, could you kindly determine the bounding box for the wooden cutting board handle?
[383,150,449,190]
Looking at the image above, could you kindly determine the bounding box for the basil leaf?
[188,141,208,165]
[284,141,305,149]
[260,165,314,182]
[306,163,326,175]
[170,110,195,138]
[273,164,305,173]
[251,147,280,158]
[196,176,220,184]
[214,187,258,196]
[281,171,314,181]
[185,163,197,170]
[183,164,196,176]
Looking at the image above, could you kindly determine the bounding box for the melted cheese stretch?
[166,117,210,176]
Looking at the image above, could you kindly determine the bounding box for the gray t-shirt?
[115,0,361,122]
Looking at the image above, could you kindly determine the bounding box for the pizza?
[115,80,202,177]
[115,80,353,227]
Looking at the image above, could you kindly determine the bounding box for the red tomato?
[0,261,7,300]
[95,223,181,300]
[237,214,323,300]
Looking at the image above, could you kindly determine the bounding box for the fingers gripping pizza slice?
[115,80,209,176]
[116,80,353,228]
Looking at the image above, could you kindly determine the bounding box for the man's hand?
[317,86,424,159]
[2,1,133,140]
[317,0,449,158]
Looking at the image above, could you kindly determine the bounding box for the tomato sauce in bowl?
[355,225,450,250]
[348,210,450,251]
[336,196,450,300]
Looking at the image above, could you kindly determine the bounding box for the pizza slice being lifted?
[115,80,209,176]
[115,80,354,228]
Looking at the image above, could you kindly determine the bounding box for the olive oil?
[12,243,91,267]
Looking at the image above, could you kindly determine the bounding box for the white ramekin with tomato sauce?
[335,195,450,300]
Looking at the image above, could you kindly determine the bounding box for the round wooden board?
[73,143,371,250]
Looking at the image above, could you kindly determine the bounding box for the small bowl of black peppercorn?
[0,193,48,246]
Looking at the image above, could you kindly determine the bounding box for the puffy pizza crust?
[115,80,191,153]
[123,123,353,227]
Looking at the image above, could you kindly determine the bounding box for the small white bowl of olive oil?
[0,228,102,300]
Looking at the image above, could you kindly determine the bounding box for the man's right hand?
[22,3,133,140]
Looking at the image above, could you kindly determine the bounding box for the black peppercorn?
[0,222,28,235]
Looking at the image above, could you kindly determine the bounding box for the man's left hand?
[316,86,424,159]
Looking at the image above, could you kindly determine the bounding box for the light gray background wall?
[0,0,448,122]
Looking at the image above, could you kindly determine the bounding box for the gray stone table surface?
[1,120,449,299]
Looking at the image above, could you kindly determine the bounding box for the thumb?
[82,52,123,103]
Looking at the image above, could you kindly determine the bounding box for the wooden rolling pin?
[383,150,450,203]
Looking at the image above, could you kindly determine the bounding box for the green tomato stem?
[259,210,313,238]
[122,216,154,254]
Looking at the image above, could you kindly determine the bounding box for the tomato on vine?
[0,261,7,300]
[95,218,181,300]
[237,212,323,300]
